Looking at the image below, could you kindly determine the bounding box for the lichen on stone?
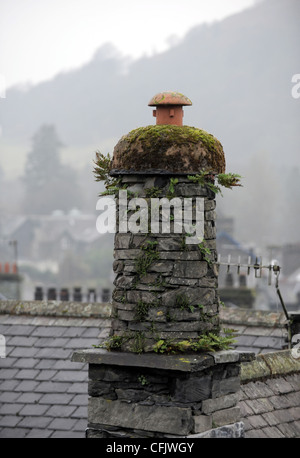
[111,125,225,174]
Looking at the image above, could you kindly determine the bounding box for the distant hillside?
[0,0,300,252]
[0,0,299,175]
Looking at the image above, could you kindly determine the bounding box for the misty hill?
[1,0,299,173]
[0,0,300,250]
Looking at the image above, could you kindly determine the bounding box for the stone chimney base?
[72,349,254,438]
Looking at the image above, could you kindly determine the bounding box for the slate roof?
[220,307,288,354]
[241,374,300,438]
[0,301,299,438]
[0,307,111,438]
[240,351,300,438]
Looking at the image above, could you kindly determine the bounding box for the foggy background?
[0,0,299,308]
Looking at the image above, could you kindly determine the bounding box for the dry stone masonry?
[73,91,249,438]
[73,349,252,438]
[110,175,220,353]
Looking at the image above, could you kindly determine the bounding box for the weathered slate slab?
[88,398,194,435]
[72,348,215,372]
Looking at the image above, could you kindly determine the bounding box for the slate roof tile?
[71,406,87,419]
[24,428,53,438]
[64,337,99,349]
[245,428,269,438]
[0,305,299,438]
[14,392,42,404]
[277,422,299,438]
[35,337,71,348]
[35,370,58,381]
[50,430,82,438]
[51,359,84,370]
[17,416,53,429]
[8,337,38,347]
[34,381,72,393]
[0,403,25,415]
[0,368,19,379]
[51,370,87,383]
[239,400,255,417]
[31,326,68,337]
[38,393,75,405]
[246,398,274,415]
[0,391,21,403]
[34,348,71,359]
[240,372,300,438]
[3,325,35,336]
[47,418,78,431]
[15,369,40,380]
[67,382,89,394]
[266,377,294,395]
[81,327,104,338]
[9,347,39,358]
[0,427,29,438]
[0,415,23,427]
[287,373,300,391]
[0,310,109,438]
[260,426,285,438]
[46,405,77,418]
[14,358,39,368]
[14,380,40,392]
[73,418,88,432]
[0,380,19,391]
[247,414,268,429]
[252,336,284,349]
[34,359,56,369]
[18,404,49,416]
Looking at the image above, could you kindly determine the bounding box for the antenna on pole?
[216,254,291,348]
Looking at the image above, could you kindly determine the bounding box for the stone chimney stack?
[72,91,253,439]
[108,91,225,353]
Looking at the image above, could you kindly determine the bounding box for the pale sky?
[0,0,256,89]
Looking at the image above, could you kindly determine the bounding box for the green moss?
[96,335,124,350]
[98,330,146,353]
[134,300,151,321]
[135,240,159,277]
[125,125,221,155]
[151,92,188,105]
[188,171,242,196]
[198,241,212,263]
[138,375,149,386]
[153,330,237,354]
[112,125,225,174]
[175,293,190,311]
[145,187,162,198]
[131,331,146,354]
[168,177,178,195]
[93,151,119,195]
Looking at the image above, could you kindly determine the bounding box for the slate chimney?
[72,91,253,438]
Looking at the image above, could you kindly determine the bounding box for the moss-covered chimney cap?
[110,125,225,175]
[148,91,192,107]
[110,92,225,176]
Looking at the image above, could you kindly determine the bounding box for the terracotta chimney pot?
[148,91,192,126]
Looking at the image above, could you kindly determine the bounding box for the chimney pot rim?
[148,91,192,107]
